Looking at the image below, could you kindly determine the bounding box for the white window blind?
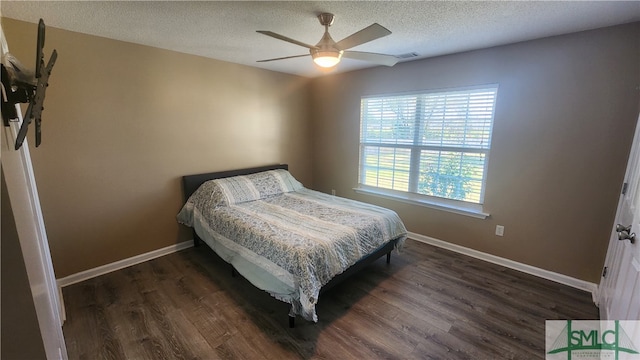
[359,85,498,204]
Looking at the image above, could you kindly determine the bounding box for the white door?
[599,112,640,320]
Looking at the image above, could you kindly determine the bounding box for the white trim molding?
[408,232,599,300]
[354,186,490,219]
[57,235,599,304]
[57,241,193,288]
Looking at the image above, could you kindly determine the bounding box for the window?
[358,85,498,213]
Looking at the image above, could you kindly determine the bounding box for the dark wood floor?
[62,239,598,359]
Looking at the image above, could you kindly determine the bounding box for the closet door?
[599,112,640,321]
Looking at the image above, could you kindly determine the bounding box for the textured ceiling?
[2,1,639,78]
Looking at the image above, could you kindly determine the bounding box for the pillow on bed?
[191,169,303,209]
[243,169,303,198]
[176,179,228,227]
[178,169,303,226]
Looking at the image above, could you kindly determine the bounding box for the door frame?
[1,105,68,358]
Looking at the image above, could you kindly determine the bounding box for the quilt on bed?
[177,169,407,321]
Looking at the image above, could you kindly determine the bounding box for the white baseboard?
[56,234,599,304]
[57,240,193,288]
[408,232,599,299]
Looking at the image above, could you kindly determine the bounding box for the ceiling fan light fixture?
[311,50,343,68]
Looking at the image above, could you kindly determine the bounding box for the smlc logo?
[546,320,640,360]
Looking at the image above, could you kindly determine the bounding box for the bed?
[177,164,407,327]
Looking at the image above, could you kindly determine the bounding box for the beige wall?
[310,22,640,283]
[2,18,313,277]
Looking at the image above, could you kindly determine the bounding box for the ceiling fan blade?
[257,54,310,63]
[256,31,318,50]
[336,23,391,50]
[343,51,398,66]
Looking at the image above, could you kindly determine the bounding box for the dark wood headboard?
[181,164,288,202]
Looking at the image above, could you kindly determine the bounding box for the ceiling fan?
[256,13,398,69]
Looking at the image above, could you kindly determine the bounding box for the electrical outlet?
[495,225,505,237]
[331,189,336,196]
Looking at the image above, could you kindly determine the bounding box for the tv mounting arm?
[1,19,57,150]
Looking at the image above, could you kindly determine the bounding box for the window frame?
[356,84,499,218]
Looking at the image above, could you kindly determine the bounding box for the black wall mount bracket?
[1,19,57,150]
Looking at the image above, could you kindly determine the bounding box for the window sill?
[353,186,490,219]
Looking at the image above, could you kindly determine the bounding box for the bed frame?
[181,164,399,327]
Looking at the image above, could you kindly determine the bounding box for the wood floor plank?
[324,281,444,344]
[62,239,598,359]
